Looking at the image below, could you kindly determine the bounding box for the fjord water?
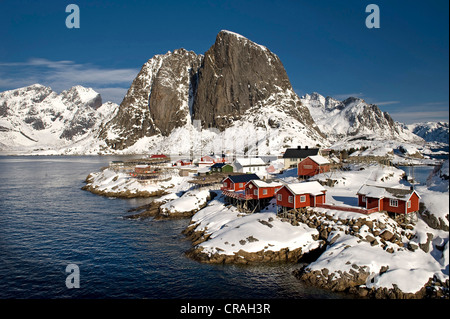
[0,156,343,299]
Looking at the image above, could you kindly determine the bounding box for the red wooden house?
[221,174,260,192]
[356,184,420,215]
[276,181,327,212]
[297,155,330,178]
[244,180,283,200]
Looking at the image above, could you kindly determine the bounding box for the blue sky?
[0,0,448,124]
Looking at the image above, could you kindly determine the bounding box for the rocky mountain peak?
[60,85,102,110]
[99,30,316,150]
[192,30,293,130]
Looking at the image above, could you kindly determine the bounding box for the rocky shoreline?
[182,221,325,264]
[294,267,448,299]
[81,168,449,299]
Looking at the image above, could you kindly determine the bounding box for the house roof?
[284,181,326,196]
[249,180,283,188]
[226,174,260,184]
[234,157,266,167]
[282,147,319,159]
[306,155,330,165]
[211,163,226,168]
[357,184,420,201]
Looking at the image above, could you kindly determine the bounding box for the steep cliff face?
[99,49,202,149]
[149,49,202,136]
[99,30,323,150]
[192,30,294,130]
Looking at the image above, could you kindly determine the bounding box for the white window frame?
[407,200,411,208]
[288,196,294,203]
[262,189,268,195]
[300,195,306,203]
[239,183,243,188]
[361,195,366,203]
[277,194,282,201]
[389,199,398,207]
[254,189,258,195]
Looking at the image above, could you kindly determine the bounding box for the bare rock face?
[99,30,322,150]
[149,48,202,136]
[99,49,202,149]
[192,30,293,130]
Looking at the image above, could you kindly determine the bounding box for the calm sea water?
[398,165,435,186]
[0,156,345,299]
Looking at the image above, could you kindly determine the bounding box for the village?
[105,146,422,223]
[82,146,448,299]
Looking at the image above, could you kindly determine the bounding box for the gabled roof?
[306,155,330,165]
[234,157,266,166]
[225,174,260,184]
[249,180,283,188]
[282,147,319,159]
[357,184,420,201]
[283,181,326,196]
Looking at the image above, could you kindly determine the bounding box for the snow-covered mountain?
[300,92,422,144]
[96,30,327,154]
[0,31,432,156]
[406,122,449,144]
[0,84,118,153]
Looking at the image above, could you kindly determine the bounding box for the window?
[239,183,243,188]
[277,194,282,201]
[262,189,268,195]
[303,164,313,169]
[361,196,366,203]
[254,189,258,196]
[288,196,293,203]
[223,182,227,188]
[407,200,411,208]
[389,199,398,207]
[300,195,306,202]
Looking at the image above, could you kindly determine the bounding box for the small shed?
[297,155,330,178]
[356,184,420,215]
[210,163,233,173]
[276,181,327,211]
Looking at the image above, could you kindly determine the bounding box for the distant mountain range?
[405,122,449,144]
[0,31,447,156]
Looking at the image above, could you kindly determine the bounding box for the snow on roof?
[357,184,419,200]
[285,181,326,196]
[135,164,149,168]
[250,180,283,188]
[307,155,330,165]
[234,157,266,167]
[226,174,260,184]
[197,167,211,173]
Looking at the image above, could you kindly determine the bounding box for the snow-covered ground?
[84,160,449,297]
[190,195,321,258]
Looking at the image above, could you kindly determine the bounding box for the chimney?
[297,146,301,150]
[305,146,309,150]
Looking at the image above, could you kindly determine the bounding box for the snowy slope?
[301,92,423,144]
[406,122,449,144]
[0,84,118,154]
